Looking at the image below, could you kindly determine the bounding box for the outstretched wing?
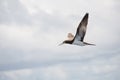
[73,13,89,42]
[67,33,74,40]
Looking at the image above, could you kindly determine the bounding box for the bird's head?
[59,41,66,46]
[59,40,72,46]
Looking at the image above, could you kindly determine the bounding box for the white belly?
[73,40,85,46]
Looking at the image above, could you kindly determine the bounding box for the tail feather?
[84,42,96,46]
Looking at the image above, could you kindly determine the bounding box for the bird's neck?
[65,40,73,44]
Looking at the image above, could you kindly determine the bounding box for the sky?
[0,0,120,80]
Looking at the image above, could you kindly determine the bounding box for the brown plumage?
[59,13,95,46]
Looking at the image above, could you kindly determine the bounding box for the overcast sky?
[0,0,120,80]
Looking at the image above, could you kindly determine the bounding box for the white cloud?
[43,65,67,80]
[91,65,118,74]
[0,69,32,80]
[0,0,120,80]
[0,63,118,80]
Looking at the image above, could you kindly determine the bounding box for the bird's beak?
[58,42,64,46]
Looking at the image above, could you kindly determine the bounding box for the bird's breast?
[73,40,85,46]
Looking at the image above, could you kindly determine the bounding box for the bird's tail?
[84,42,96,46]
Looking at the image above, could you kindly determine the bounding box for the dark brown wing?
[73,13,89,42]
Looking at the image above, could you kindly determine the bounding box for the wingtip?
[85,13,89,16]
[81,13,89,21]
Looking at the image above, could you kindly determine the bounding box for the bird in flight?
[59,13,95,46]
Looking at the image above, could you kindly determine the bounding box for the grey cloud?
[0,0,70,31]
[0,49,119,71]
[0,0,120,80]
[0,0,32,25]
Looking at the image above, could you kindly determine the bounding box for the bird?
[59,13,95,46]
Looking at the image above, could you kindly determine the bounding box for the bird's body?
[73,40,86,46]
[60,13,95,46]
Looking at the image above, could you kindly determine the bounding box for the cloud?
[0,0,120,80]
[0,62,119,80]
[0,0,32,25]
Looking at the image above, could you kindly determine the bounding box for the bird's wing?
[67,33,74,40]
[73,13,89,42]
